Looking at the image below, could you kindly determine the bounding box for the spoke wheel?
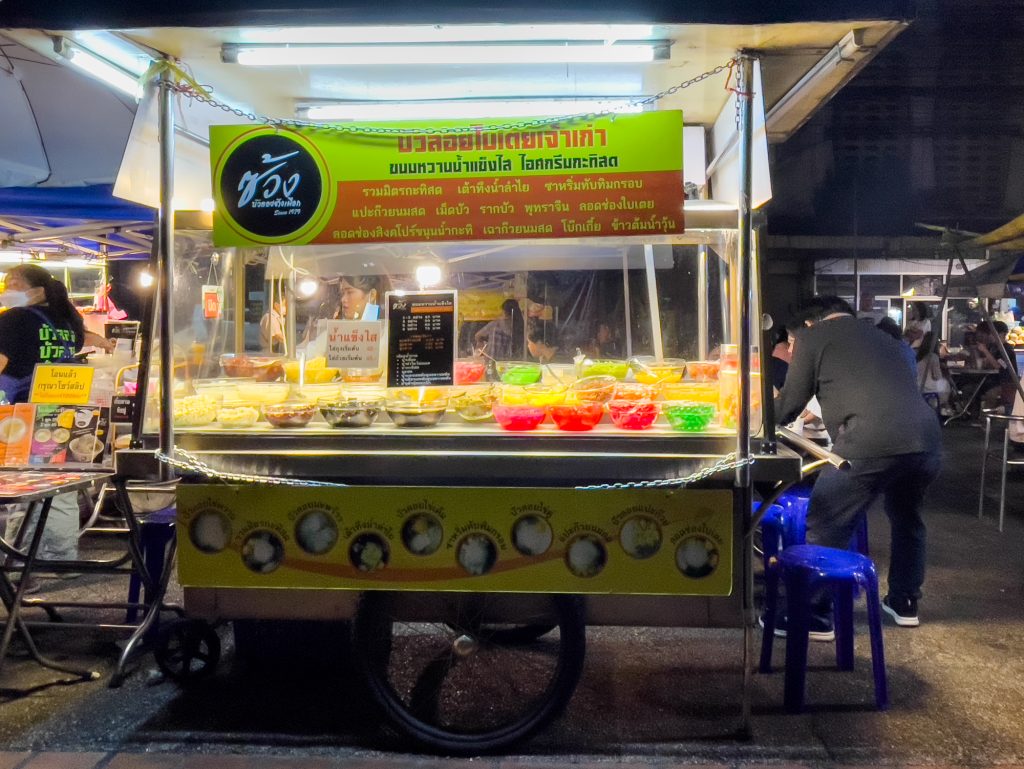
[154,619,221,683]
[353,592,585,754]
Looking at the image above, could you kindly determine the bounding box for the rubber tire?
[352,593,585,755]
[154,619,221,683]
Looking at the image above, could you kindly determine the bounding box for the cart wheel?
[154,619,221,683]
[353,593,585,754]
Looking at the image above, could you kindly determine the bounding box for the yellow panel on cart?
[176,486,733,596]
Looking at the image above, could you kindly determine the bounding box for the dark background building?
[763,0,1024,317]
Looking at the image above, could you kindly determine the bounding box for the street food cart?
[2,4,909,752]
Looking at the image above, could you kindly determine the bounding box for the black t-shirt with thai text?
[0,306,81,378]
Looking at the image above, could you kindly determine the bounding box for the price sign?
[202,285,224,320]
[385,291,457,388]
[29,365,95,405]
[111,395,136,424]
[324,320,382,369]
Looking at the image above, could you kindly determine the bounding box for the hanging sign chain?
[159,58,737,136]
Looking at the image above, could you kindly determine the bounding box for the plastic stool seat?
[760,543,888,713]
[780,544,873,578]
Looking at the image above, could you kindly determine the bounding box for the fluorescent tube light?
[0,251,26,265]
[303,98,644,121]
[238,24,656,44]
[765,29,871,141]
[72,31,152,76]
[64,43,142,98]
[230,42,663,67]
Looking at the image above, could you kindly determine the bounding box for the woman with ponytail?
[0,263,114,572]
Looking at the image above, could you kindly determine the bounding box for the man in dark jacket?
[775,296,942,632]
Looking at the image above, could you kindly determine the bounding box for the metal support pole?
[643,245,665,361]
[233,250,246,354]
[285,272,297,357]
[735,51,756,738]
[756,227,776,454]
[156,63,176,477]
[622,250,633,357]
[698,246,709,360]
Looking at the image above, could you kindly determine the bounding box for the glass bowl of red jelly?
[492,403,547,431]
[550,402,604,431]
[454,358,487,385]
[608,399,660,430]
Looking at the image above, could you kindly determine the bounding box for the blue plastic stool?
[126,506,176,626]
[766,491,870,557]
[759,544,888,713]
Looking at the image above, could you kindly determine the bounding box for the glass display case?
[139,212,786,486]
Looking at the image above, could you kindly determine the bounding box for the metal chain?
[575,453,755,491]
[156,448,349,488]
[164,59,736,136]
[157,446,750,491]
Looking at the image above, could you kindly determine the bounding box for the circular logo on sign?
[217,131,327,241]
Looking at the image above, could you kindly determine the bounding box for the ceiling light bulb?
[138,270,155,288]
[200,197,216,213]
[415,264,443,288]
[297,277,320,298]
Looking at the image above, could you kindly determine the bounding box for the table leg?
[0,497,98,680]
[945,377,989,425]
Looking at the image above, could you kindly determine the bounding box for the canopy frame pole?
[643,245,665,361]
[735,50,756,739]
[622,251,633,357]
[698,245,709,360]
[156,63,176,477]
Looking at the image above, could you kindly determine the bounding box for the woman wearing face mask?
[334,274,390,321]
[0,264,114,572]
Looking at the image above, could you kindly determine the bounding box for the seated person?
[527,323,558,363]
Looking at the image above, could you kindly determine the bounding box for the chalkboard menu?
[386,291,457,388]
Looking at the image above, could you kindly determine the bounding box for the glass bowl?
[319,397,383,428]
[385,400,448,427]
[567,375,617,404]
[263,402,318,428]
[492,403,547,431]
[236,381,292,405]
[687,361,721,382]
[496,361,543,386]
[220,354,284,381]
[216,405,260,427]
[660,381,720,404]
[550,402,604,431]
[342,367,383,383]
[454,358,487,385]
[450,386,498,422]
[663,401,717,432]
[579,359,630,380]
[284,360,340,384]
[611,383,656,402]
[631,357,686,385]
[291,383,344,403]
[193,378,247,402]
[500,383,566,407]
[608,399,660,430]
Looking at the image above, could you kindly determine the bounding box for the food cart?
[1,5,910,752]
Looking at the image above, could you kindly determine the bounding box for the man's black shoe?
[759,612,835,642]
[882,595,920,627]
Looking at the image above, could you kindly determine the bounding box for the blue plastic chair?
[759,544,888,712]
[126,506,176,628]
